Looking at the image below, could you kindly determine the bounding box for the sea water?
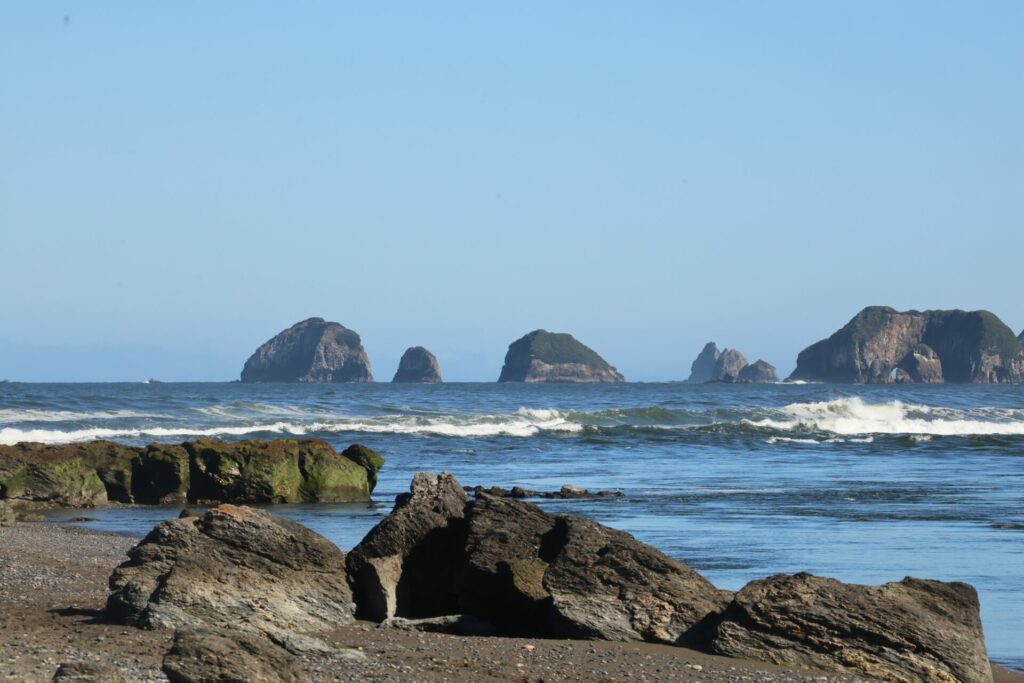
[2,381,1021,668]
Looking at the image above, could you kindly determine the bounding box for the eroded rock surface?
[790,306,1024,383]
[392,346,442,383]
[241,317,373,383]
[51,662,127,683]
[498,330,625,382]
[107,505,355,637]
[709,573,992,683]
[162,626,309,683]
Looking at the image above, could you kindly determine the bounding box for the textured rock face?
[392,346,442,383]
[162,626,308,683]
[0,500,15,526]
[687,343,720,383]
[790,306,1024,383]
[737,360,778,383]
[0,439,382,507]
[51,662,127,683]
[346,473,468,621]
[709,573,992,683]
[710,349,749,382]
[107,505,355,637]
[241,317,373,383]
[498,330,624,382]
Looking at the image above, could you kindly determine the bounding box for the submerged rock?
[107,505,354,637]
[686,342,721,383]
[709,572,992,683]
[240,317,373,383]
[392,346,442,383]
[0,439,382,507]
[498,330,625,382]
[162,626,309,683]
[737,360,778,383]
[790,306,1024,383]
[465,484,623,499]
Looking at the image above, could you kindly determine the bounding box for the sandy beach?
[0,522,1019,683]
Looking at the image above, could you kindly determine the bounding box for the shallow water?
[3,381,1022,669]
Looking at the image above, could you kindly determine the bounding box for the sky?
[1,2,1022,382]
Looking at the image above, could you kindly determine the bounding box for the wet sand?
[0,523,1020,683]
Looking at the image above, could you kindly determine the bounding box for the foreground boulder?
[347,472,468,621]
[107,505,355,636]
[0,500,16,526]
[240,317,373,383]
[0,439,382,507]
[162,626,308,683]
[498,330,625,382]
[709,573,992,683]
[790,306,1024,383]
[392,346,443,383]
[51,663,126,683]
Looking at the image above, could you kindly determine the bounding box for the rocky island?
[789,306,1024,383]
[498,330,625,382]
[392,346,442,383]
[0,439,383,511]
[686,343,778,383]
[240,317,373,383]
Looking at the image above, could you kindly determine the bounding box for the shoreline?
[1,522,1021,682]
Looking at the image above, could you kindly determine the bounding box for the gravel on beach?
[1,522,1020,683]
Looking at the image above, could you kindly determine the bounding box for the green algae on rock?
[498,330,625,383]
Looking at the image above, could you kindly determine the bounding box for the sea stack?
[497,330,625,382]
[789,306,1024,383]
[240,317,373,383]
[687,343,720,383]
[392,346,442,383]
[687,343,777,383]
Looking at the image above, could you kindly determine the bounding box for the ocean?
[1,381,1022,669]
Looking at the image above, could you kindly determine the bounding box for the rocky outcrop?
[162,626,308,683]
[107,505,355,637]
[737,360,778,383]
[240,318,373,383]
[687,343,777,383]
[686,343,720,383]
[711,349,749,382]
[709,572,992,683]
[0,439,382,507]
[51,662,127,683]
[791,307,1024,383]
[498,330,625,382]
[392,347,442,383]
[346,472,468,621]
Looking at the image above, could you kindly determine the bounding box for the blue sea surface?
[2,381,1022,669]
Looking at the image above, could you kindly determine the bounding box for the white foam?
[748,397,1024,436]
[0,409,169,423]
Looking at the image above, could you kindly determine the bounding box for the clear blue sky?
[1,2,1021,382]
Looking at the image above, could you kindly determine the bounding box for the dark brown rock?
[240,317,373,383]
[392,346,442,383]
[162,626,308,683]
[346,472,468,621]
[107,504,354,637]
[709,572,992,683]
[896,343,944,383]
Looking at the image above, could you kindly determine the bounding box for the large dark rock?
[686,342,720,383]
[498,330,625,382]
[107,505,355,637]
[737,360,778,383]
[790,306,1024,383]
[162,626,308,683]
[710,349,749,382]
[346,472,468,621]
[392,346,442,383]
[709,572,992,683]
[240,317,373,383]
[0,439,381,507]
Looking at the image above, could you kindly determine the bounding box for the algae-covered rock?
[77,441,139,503]
[134,445,191,504]
[0,443,107,507]
[498,330,625,382]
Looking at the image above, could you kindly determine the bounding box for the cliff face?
[687,343,720,383]
[790,307,1024,383]
[392,346,442,383]
[498,330,625,382]
[241,318,373,383]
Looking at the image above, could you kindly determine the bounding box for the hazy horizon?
[3,3,1022,382]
